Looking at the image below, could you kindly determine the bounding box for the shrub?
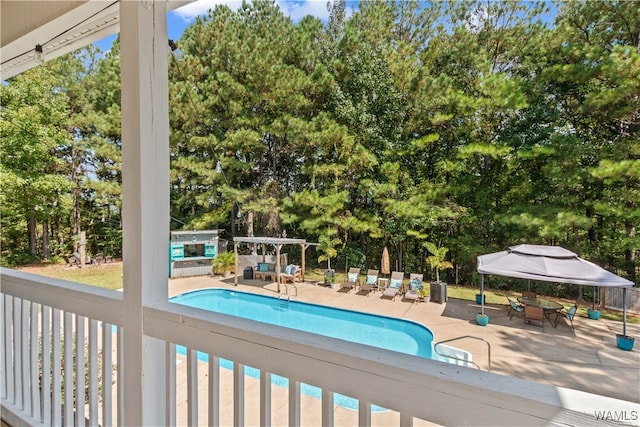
[211,251,235,275]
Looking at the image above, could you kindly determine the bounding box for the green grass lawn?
[15,264,639,325]
[17,262,123,290]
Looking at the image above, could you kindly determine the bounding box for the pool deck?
[168,275,640,419]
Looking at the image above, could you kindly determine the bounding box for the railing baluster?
[88,318,98,426]
[52,308,62,426]
[233,362,244,426]
[21,300,30,413]
[400,412,413,427]
[5,297,16,403]
[358,400,371,427]
[0,294,5,401]
[64,311,73,427]
[102,322,113,427]
[288,379,300,426]
[187,347,198,426]
[322,389,334,427]
[260,369,271,427]
[208,355,219,427]
[21,299,31,413]
[13,297,22,409]
[2,294,13,403]
[30,302,41,420]
[167,342,176,427]
[117,326,124,427]
[42,305,51,426]
[75,315,86,427]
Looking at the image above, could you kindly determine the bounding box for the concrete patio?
[168,275,640,406]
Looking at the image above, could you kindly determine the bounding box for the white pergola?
[233,236,317,289]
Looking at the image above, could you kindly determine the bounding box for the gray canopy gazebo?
[477,244,635,338]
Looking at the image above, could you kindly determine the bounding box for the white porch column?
[120,1,170,426]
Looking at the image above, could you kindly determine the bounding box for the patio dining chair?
[506,297,524,320]
[522,291,537,299]
[523,305,545,330]
[553,303,578,330]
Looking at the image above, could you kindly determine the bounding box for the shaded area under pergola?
[233,237,318,290]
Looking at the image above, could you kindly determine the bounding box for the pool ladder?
[433,335,491,371]
[278,284,297,308]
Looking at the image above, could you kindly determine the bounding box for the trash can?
[243,266,253,280]
[324,269,335,287]
[430,281,447,303]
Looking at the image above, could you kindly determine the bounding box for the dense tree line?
[1,0,638,288]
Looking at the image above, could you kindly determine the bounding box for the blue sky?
[95,0,353,52]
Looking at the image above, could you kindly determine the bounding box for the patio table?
[377,278,389,292]
[518,297,564,327]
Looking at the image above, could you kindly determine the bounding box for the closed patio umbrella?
[381,247,390,277]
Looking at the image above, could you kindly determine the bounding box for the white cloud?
[172,0,332,23]
[276,0,330,22]
[172,0,242,21]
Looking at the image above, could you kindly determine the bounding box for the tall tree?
[1,62,73,260]
[540,0,640,278]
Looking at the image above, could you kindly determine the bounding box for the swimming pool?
[172,288,434,358]
[169,288,467,410]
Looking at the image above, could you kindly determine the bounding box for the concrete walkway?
[169,275,640,405]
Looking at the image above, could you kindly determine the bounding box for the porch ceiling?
[0,0,192,80]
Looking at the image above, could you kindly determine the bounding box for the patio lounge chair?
[403,273,424,303]
[280,265,301,284]
[507,297,524,319]
[553,303,577,330]
[359,269,379,295]
[523,305,545,330]
[382,271,404,300]
[340,267,360,292]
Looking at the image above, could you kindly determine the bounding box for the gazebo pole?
[234,241,239,286]
[301,243,306,282]
[481,274,485,316]
[623,287,628,337]
[276,244,282,292]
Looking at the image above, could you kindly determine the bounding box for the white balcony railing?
[2,268,633,426]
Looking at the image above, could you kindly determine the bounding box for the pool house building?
[0,2,633,426]
[169,230,222,278]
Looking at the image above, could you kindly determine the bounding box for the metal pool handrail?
[434,335,491,371]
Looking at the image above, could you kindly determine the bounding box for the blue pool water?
[169,288,438,411]
[172,288,435,358]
